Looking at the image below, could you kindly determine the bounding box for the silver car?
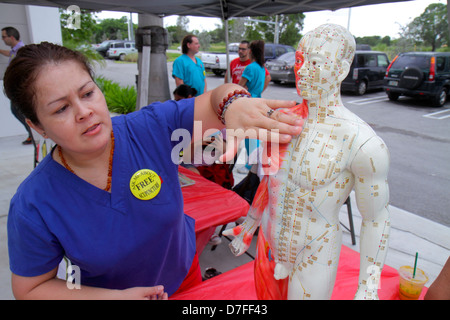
[107,41,137,60]
[266,52,296,85]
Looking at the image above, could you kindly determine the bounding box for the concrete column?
[136,14,170,108]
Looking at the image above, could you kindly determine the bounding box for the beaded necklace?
[58,130,115,192]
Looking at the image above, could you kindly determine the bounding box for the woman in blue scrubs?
[4,42,303,299]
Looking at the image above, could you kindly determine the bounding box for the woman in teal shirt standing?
[239,40,270,98]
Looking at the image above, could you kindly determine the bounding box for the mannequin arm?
[351,136,391,300]
[223,176,269,256]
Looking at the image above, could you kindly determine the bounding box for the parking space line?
[423,109,450,119]
[347,96,389,105]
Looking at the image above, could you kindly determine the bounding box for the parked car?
[266,51,295,84]
[264,43,295,61]
[384,52,450,107]
[95,40,120,57]
[107,41,137,61]
[201,43,295,76]
[341,51,390,95]
[201,43,239,76]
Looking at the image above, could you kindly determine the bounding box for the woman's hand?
[12,269,169,300]
[220,97,304,162]
[194,84,304,163]
[120,285,168,300]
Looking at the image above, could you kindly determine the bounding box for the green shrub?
[167,51,182,62]
[123,52,138,62]
[95,76,137,114]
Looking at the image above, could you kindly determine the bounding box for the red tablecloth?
[171,245,428,300]
[180,166,249,253]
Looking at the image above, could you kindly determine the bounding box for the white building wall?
[0,4,62,138]
[25,6,62,45]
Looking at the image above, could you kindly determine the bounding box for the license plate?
[271,66,279,71]
[388,80,398,86]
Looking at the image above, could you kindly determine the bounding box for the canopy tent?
[0,1,413,19]
[1,0,415,106]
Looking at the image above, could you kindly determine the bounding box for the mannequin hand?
[220,98,303,163]
[222,224,255,257]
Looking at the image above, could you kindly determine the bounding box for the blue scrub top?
[7,98,196,296]
[172,54,206,96]
[242,61,266,98]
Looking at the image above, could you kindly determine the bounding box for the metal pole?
[225,19,231,83]
[128,12,133,41]
[347,7,351,32]
[139,45,151,109]
[136,27,151,109]
[447,0,450,45]
[274,15,279,44]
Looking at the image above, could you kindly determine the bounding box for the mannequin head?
[295,24,355,101]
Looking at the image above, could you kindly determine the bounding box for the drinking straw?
[413,252,418,279]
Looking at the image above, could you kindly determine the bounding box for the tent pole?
[448,0,450,44]
[225,18,230,82]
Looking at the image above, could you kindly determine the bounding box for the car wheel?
[356,81,367,95]
[387,91,400,101]
[119,54,126,61]
[431,87,447,107]
[399,67,424,89]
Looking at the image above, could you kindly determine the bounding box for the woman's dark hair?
[173,84,197,99]
[181,35,197,54]
[249,40,265,67]
[3,42,93,125]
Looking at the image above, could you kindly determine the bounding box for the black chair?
[341,196,356,245]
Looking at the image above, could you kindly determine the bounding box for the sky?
[96,0,446,39]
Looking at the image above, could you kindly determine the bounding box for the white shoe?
[236,166,249,174]
[209,234,222,246]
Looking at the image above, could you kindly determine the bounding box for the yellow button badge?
[129,169,162,200]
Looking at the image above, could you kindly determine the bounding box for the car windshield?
[392,55,430,71]
[276,52,295,64]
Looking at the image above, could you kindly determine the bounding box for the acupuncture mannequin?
[224,24,391,300]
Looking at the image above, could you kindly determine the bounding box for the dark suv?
[384,52,450,107]
[341,51,390,95]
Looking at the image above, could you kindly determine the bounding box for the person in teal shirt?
[239,40,271,98]
[172,35,206,96]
